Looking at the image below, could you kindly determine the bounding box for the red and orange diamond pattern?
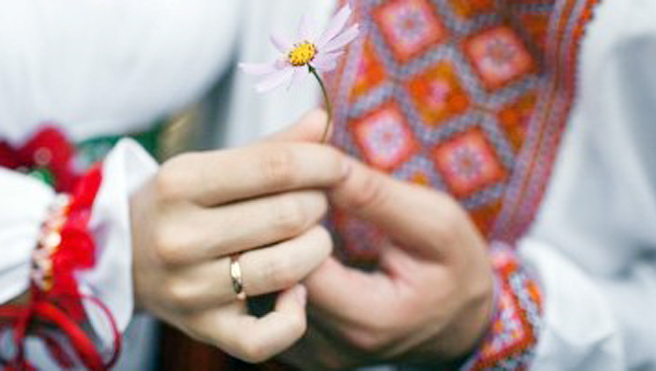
[330,0,596,249]
[338,0,544,243]
[325,0,600,368]
[353,103,418,170]
[374,0,448,62]
[432,128,507,198]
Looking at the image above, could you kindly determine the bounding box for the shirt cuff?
[78,138,158,345]
[462,241,544,370]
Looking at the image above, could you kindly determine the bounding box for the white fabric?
[0,0,655,369]
[222,0,332,147]
[0,0,238,364]
[523,1,656,369]
[0,0,240,144]
[0,168,54,303]
[81,139,158,342]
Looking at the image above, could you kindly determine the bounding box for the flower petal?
[239,62,279,75]
[312,53,342,72]
[312,58,338,72]
[322,24,360,54]
[317,5,352,48]
[287,68,308,90]
[255,67,294,93]
[298,14,313,41]
[270,31,293,54]
[313,51,344,69]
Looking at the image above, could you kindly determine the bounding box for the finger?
[241,226,332,296]
[264,109,333,143]
[172,226,332,309]
[161,141,348,206]
[188,190,327,262]
[196,285,308,363]
[329,159,467,260]
[303,256,404,326]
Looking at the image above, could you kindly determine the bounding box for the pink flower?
[240,5,360,93]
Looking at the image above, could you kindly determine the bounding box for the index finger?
[162,142,349,206]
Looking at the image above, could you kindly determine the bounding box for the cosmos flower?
[240,5,359,142]
[240,4,360,93]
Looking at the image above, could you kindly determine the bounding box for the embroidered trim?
[31,194,72,293]
[493,0,602,242]
[324,1,601,367]
[327,0,601,255]
[463,242,543,370]
[32,166,103,319]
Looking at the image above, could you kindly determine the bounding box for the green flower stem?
[309,65,332,143]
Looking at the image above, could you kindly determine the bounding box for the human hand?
[129,111,347,363]
[282,159,495,369]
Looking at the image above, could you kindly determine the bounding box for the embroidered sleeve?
[463,242,544,370]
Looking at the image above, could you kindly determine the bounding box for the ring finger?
[169,226,332,311]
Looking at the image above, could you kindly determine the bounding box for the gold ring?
[230,254,247,300]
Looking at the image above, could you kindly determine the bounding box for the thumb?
[330,159,468,261]
[263,109,333,143]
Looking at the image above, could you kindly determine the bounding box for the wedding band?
[230,254,247,300]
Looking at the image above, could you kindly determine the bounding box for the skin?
[279,114,495,368]
[6,111,492,365]
[131,109,494,365]
[130,111,349,363]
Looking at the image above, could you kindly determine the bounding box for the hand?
[130,111,347,363]
[282,159,494,369]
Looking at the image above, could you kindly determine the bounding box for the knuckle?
[260,148,297,189]
[237,316,305,363]
[163,278,195,310]
[322,147,347,180]
[280,308,307,339]
[236,337,271,364]
[287,312,307,337]
[271,196,307,236]
[263,254,297,289]
[155,156,189,202]
[349,171,386,212]
[153,226,191,265]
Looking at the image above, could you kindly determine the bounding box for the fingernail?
[295,285,307,306]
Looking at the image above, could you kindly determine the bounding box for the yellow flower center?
[288,42,317,67]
